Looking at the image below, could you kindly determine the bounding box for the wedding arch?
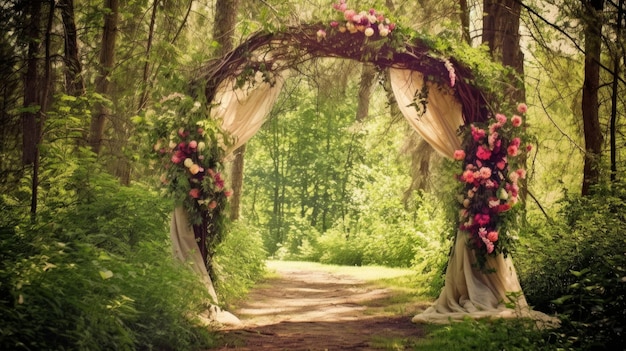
[157,3,556,326]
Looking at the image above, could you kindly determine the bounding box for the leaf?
[99,269,114,280]
[552,295,574,305]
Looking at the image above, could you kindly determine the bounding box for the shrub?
[213,220,268,306]
[0,168,217,350]
[517,182,626,350]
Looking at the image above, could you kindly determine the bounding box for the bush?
[213,220,268,306]
[414,318,558,351]
[517,182,626,350]
[0,169,217,350]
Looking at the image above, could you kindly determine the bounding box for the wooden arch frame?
[198,24,491,125]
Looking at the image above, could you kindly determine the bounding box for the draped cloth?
[389,68,556,325]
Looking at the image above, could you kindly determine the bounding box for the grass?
[265,260,416,283]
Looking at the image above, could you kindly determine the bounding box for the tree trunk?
[482,0,525,103]
[355,63,377,122]
[137,0,158,112]
[89,0,119,154]
[581,0,605,195]
[211,0,242,220]
[609,0,622,182]
[459,0,471,44]
[22,0,55,219]
[59,0,85,97]
[229,144,245,220]
[22,0,42,166]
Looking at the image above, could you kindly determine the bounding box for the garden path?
[213,262,429,350]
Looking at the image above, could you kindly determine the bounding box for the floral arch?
[154,3,556,326]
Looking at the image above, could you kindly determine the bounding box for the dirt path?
[214,263,429,350]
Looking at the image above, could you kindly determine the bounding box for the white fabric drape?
[389,68,463,158]
[170,207,219,303]
[211,72,287,152]
[389,68,555,325]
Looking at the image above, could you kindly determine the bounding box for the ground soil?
[213,264,431,351]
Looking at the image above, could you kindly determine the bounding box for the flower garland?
[317,0,396,40]
[454,103,531,270]
[151,95,233,226]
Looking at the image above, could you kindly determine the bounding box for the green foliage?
[517,181,626,350]
[213,220,268,306]
[414,318,558,351]
[0,163,217,350]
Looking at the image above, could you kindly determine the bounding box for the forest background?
[0,0,624,350]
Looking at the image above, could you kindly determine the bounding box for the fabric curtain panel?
[211,72,288,153]
[389,68,556,325]
[388,68,463,158]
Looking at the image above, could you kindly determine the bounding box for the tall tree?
[581,0,605,194]
[58,0,85,97]
[22,0,55,217]
[89,0,119,154]
[482,0,525,103]
[211,0,243,220]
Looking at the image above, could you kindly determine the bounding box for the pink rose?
[208,201,217,209]
[507,145,519,156]
[517,103,528,114]
[344,9,355,20]
[454,150,466,160]
[189,140,198,149]
[510,137,521,147]
[479,167,492,179]
[511,115,523,127]
[471,125,486,141]
[488,132,499,149]
[171,154,182,164]
[475,213,490,226]
[526,144,533,152]
[462,170,475,183]
[516,168,527,179]
[496,113,507,124]
[189,188,201,199]
[509,171,520,183]
[497,157,507,170]
[224,190,233,197]
[330,21,339,27]
[487,231,498,242]
[476,145,492,160]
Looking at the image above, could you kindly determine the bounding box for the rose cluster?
[155,126,231,213]
[317,0,396,39]
[454,103,531,263]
